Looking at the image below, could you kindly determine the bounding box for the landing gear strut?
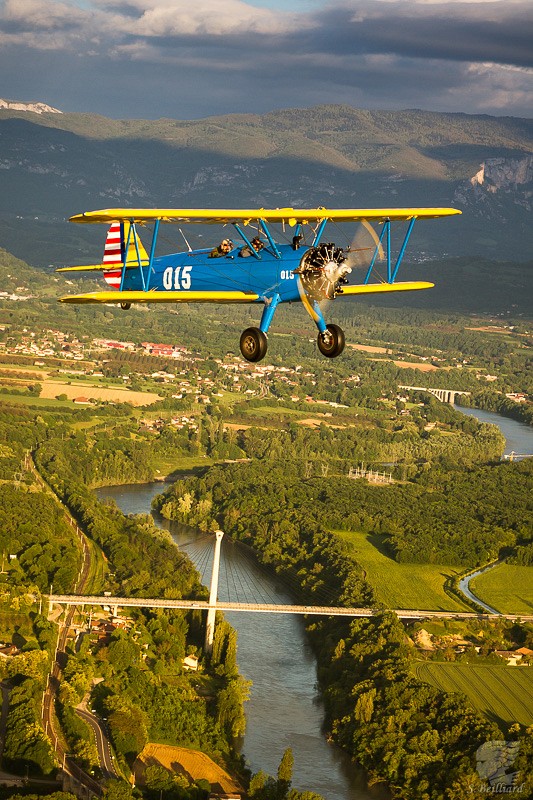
[317,324,345,358]
[240,327,268,362]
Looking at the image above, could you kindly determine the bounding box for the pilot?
[209,238,233,258]
[239,236,264,258]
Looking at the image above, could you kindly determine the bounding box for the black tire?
[317,324,345,358]
[120,302,131,311]
[240,327,268,362]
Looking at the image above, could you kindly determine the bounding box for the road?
[49,594,533,622]
[75,707,118,780]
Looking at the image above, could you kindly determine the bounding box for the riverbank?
[98,483,381,800]
[452,405,533,613]
[97,405,533,798]
[457,396,533,429]
[469,563,533,615]
[454,405,533,457]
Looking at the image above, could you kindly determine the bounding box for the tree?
[216,677,250,740]
[277,747,294,799]
[103,779,134,800]
[108,633,140,672]
[7,650,48,681]
[249,770,277,799]
[107,705,148,759]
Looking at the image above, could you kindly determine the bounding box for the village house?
[0,643,19,658]
[494,650,524,666]
[182,654,199,671]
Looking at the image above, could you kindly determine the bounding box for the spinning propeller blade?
[344,219,385,270]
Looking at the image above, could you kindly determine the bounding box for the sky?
[0,0,532,120]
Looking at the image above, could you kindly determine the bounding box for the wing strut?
[391,217,416,282]
[260,219,282,258]
[312,219,328,246]
[121,222,135,291]
[117,218,161,292]
[363,217,417,284]
[146,218,160,290]
[233,224,262,259]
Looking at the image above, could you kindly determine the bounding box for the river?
[97,482,383,800]
[454,404,533,456]
[97,407,532,799]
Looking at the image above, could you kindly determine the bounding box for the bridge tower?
[205,530,224,655]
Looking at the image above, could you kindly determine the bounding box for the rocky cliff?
[469,156,533,194]
[0,99,62,114]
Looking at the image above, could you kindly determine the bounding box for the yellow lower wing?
[340,281,434,295]
[59,290,259,304]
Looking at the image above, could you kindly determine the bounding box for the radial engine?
[294,242,352,301]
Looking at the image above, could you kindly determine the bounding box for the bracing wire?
[172,527,345,607]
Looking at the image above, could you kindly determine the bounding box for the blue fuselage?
[122,243,305,304]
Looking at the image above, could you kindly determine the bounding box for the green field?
[216,390,247,408]
[240,404,305,417]
[333,529,471,611]
[412,661,533,729]
[0,393,74,409]
[470,563,533,615]
[83,539,109,595]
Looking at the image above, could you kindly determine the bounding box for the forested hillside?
[0,402,251,795]
[0,104,531,266]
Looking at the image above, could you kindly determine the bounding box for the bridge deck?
[49,595,533,622]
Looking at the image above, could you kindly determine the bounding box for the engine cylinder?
[295,242,351,300]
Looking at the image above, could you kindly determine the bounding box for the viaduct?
[399,385,471,404]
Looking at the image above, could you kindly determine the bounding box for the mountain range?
[0,102,531,268]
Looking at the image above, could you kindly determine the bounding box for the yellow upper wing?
[69,207,461,225]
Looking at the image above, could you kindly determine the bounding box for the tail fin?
[103,222,149,289]
[56,221,149,278]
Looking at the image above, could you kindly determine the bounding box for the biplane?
[59,207,461,362]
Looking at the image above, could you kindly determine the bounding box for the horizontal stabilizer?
[56,263,147,273]
[340,281,434,296]
[59,290,260,304]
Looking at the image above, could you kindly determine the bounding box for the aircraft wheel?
[120,302,131,311]
[240,327,268,362]
[317,324,345,358]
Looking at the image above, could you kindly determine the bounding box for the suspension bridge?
[48,593,533,623]
[48,531,533,650]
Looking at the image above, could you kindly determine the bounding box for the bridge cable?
[226,548,282,604]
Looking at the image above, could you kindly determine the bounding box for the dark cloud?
[309,2,533,69]
[0,1,531,118]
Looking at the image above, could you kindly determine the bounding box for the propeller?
[293,219,385,313]
[343,218,385,273]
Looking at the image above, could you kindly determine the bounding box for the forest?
[0,240,531,799]
[154,452,533,799]
[155,458,533,568]
[0,402,255,799]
